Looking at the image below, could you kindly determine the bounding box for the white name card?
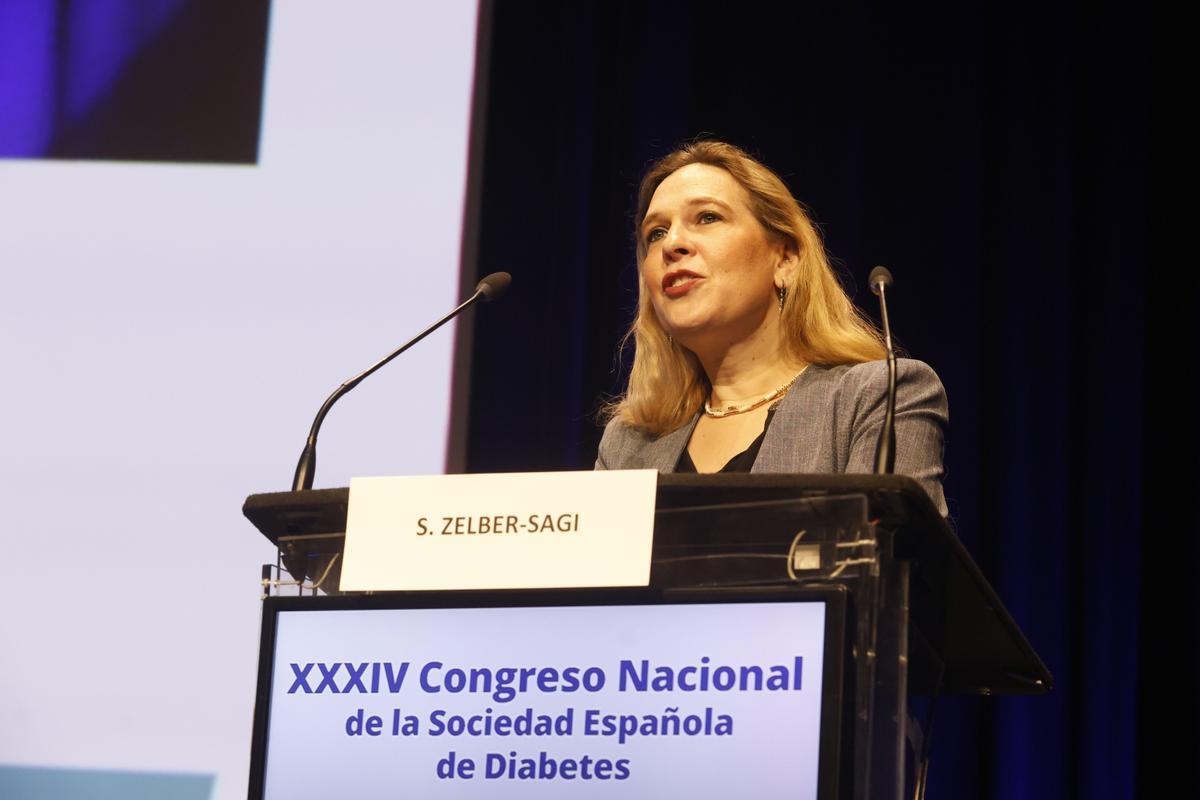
[339,470,658,592]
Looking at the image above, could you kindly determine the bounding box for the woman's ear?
[774,239,800,289]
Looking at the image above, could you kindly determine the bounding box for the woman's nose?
[662,225,692,259]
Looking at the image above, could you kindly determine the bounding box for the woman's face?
[640,163,793,354]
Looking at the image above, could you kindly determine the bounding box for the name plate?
[339,470,658,591]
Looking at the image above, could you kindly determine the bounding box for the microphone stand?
[870,266,897,474]
[292,273,511,491]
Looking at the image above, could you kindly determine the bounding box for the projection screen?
[0,2,485,797]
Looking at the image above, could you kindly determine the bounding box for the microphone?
[868,266,897,474]
[475,271,511,302]
[290,272,512,491]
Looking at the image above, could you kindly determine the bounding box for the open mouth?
[662,271,701,298]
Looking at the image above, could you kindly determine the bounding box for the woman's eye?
[698,211,721,224]
[646,228,666,244]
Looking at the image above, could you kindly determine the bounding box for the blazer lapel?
[752,365,825,473]
[652,413,700,472]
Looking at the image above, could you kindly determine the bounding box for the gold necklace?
[703,367,808,418]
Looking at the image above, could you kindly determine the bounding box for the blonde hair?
[609,140,886,436]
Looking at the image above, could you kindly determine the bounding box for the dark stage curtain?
[464,1,1196,797]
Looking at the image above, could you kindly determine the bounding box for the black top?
[676,407,779,473]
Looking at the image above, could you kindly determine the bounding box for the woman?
[595,141,949,516]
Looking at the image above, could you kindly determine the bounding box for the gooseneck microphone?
[291,272,512,491]
[868,266,897,474]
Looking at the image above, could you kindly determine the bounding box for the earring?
[777,286,786,311]
[667,333,673,346]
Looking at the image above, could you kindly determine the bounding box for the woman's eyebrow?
[640,209,667,233]
[686,195,734,212]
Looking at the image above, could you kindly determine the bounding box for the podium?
[243,474,1050,800]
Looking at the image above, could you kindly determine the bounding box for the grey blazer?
[595,359,949,516]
